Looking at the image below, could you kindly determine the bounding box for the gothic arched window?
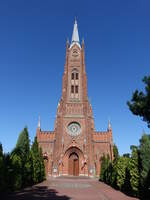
[71,71,79,80]
[71,73,74,80]
[76,73,78,80]
[71,85,74,93]
[75,85,78,93]
[70,69,79,98]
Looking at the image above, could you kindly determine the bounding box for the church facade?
[36,20,113,177]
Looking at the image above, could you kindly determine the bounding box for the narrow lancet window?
[76,73,78,80]
[71,85,74,93]
[71,73,74,80]
[75,85,78,93]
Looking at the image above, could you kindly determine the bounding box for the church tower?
[36,20,113,177]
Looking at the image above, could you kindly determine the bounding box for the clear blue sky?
[0,0,150,155]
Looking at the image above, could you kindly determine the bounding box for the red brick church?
[36,20,113,177]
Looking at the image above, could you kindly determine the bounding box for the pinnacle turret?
[38,116,41,129]
[108,120,112,131]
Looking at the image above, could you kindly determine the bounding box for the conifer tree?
[24,151,33,186]
[105,161,113,184]
[113,144,119,163]
[128,145,140,196]
[116,156,130,190]
[16,127,30,160]
[13,127,32,186]
[139,134,150,197]
[111,144,119,188]
[0,143,5,192]
[10,153,22,190]
[100,155,107,181]
[0,128,46,192]
[39,147,45,181]
[145,168,150,198]
[4,153,14,191]
[100,154,110,182]
[103,155,111,184]
[31,136,42,183]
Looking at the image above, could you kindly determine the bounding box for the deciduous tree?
[127,76,150,128]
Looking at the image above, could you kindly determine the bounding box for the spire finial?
[38,116,41,129]
[75,16,77,23]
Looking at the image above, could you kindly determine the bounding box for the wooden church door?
[69,152,79,176]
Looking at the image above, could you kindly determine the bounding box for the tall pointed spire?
[70,18,81,48]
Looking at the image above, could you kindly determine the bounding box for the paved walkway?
[5,176,139,200]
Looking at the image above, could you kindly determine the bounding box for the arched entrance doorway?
[68,152,79,176]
